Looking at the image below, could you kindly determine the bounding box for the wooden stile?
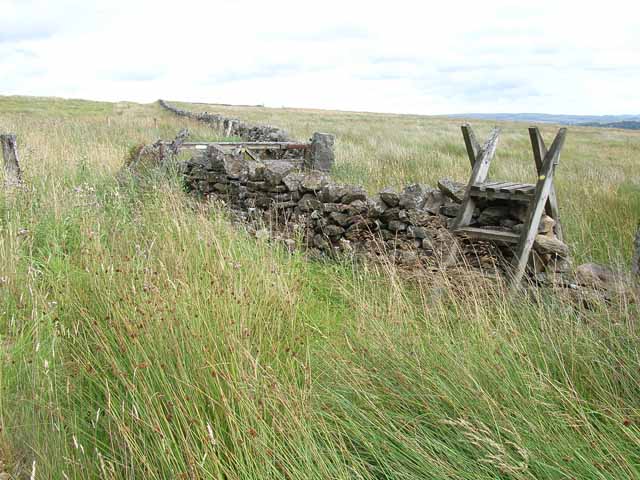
[451,124,567,287]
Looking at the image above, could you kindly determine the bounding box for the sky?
[1,0,639,115]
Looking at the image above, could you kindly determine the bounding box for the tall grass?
[1,96,639,479]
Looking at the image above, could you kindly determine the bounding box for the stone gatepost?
[305,132,335,172]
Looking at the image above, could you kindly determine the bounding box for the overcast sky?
[2,0,639,115]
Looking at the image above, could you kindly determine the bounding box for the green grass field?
[1,95,639,479]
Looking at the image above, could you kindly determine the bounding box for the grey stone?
[406,226,428,239]
[379,187,400,207]
[369,197,387,217]
[380,229,394,240]
[574,263,629,294]
[323,203,350,213]
[341,185,368,204]
[263,160,296,186]
[347,199,368,215]
[381,207,401,223]
[301,170,329,192]
[329,212,350,226]
[324,225,346,237]
[423,190,446,214]
[399,183,433,210]
[298,193,323,212]
[477,205,509,226]
[282,172,305,192]
[440,204,460,217]
[247,181,268,191]
[213,183,229,193]
[534,235,569,257]
[509,204,529,223]
[274,201,297,209]
[422,237,435,250]
[437,178,466,203]
[254,194,273,209]
[406,209,432,226]
[549,257,572,273]
[538,214,555,235]
[318,183,348,203]
[396,250,419,265]
[388,220,407,232]
[223,153,248,179]
[305,132,335,172]
[269,185,289,194]
[313,233,331,250]
[500,218,519,229]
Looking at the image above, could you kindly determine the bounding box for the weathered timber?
[456,226,520,244]
[1,134,22,185]
[453,127,501,228]
[633,222,640,280]
[529,127,563,240]
[450,124,569,286]
[511,128,567,287]
[461,123,482,168]
[159,141,310,151]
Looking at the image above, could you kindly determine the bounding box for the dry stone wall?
[180,146,571,279]
[159,99,292,142]
[163,101,571,281]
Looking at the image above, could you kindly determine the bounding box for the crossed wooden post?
[452,124,567,287]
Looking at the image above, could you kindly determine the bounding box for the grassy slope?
[1,96,639,479]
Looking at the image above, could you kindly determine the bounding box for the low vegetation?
[1,96,639,479]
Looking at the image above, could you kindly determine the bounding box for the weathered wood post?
[304,132,335,172]
[1,133,22,185]
[632,223,640,280]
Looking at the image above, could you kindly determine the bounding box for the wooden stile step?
[469,181,535,200]
[455,226,520,244]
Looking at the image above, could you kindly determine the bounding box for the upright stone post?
[1,133,22,186]
[305,132,335,172]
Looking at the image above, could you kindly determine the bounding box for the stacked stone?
[181,147,571,278]
[181,147,459,267]
[158,100,291,142]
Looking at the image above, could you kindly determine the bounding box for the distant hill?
[575,120,640,130]
[447,112,640,129]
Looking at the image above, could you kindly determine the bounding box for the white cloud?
[1,0,639,114]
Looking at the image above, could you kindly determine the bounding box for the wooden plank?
[529,127,563,241]
[511,128,567,287]
[454,127,501,229]
[455,226,519,243]
[160,141,310,151]
[1,133,22,186]
[633,222,640,279]
[461,124,482,168]
[469,190,535,201]
[499,183,534,192]
[481,181,514,189]
[472,181,511,192]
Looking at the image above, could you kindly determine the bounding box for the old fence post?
[1,133,22,186]
[305,132,335,172]
[632,222,640,281]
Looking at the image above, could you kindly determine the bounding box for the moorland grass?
[1,96,639,479]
